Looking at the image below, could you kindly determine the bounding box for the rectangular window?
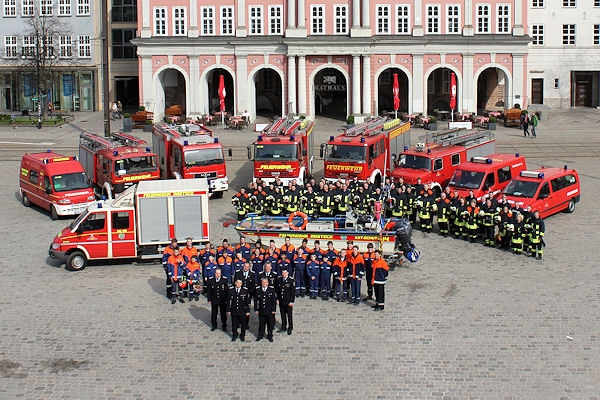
[78,35,91,58]
[22,0,34,16]
[269,5,282,35]
[4,36,18,58]
[562,0,575,6]
[77,0,90,16]
[427,5,439,34]
[3,0,16,16]
[311,6,324,34]
[562,24,575,45]
[532,0,544,6]
[112,29,136,59]
[221,6,233,35]
[249,6,262,35]
[40,0,53,15]
[595,24,600,45]
[531,25,544,45]
[58,0,71,16]
[595,0,600,6]
[447,5,460,34]
[112,0,137,22]
[42,36,53,57]
[376,5,390,34]
[22,35,35,56]
[59,35,72,57]
[154,7,166,36]
[497,4,510,34]
[201,7,214,35]
[173,7,186,36]
[476,4,490,33]
[396,5,409,34]
[334,5,347,34]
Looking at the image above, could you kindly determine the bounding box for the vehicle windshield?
[400,155,432,171]
[503,179,540,198]
[114,155,158,174]
[255,144,297,161]
[324,145,366,163]
[69,209,89,230]
[52,172,90,192]
[449,169,485,189]
[184,148,225,167]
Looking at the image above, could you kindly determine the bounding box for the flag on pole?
[392,73,400,119]
[450,72,457,121]
[218,75,226,124]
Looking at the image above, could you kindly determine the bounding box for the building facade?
[0,0,102,113]
[133,0,532,122]
[527,0,600,109]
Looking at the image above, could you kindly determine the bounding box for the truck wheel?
[565,199,575,213]
[50,205,59,220]
[66,251,87,271]
[22,193,30,207]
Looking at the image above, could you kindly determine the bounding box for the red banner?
[392,73,400,111]
[218,75,226,112]
[450,72,457,110]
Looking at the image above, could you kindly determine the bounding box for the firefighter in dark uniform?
[528,210,545,260]
[206,269,230,331]
[283,183,300,214]
[276,269,295,335]
[362,243,375,301]
[453,197,467,239]
[404,186,417,224]
[480,198,497,246]
[227,278,251,341]
[257,261,278,290]
[463,199,480,242]
[300,184,318,217]
[255,277,277,342]
[389,186,406,218]
[436,192,452,237]
[497,206,514,249]
[234,262,256,298]
[166,247,187,304]
[316,184,335,216]
[232,187,251,220]
[162,237,179,299]
[335,182,351,215]
[416,189,435,233]
[510,213,526,255]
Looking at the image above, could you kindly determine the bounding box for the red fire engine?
[79,131,160,196]
[390,128,495,195]
[320,117,411,186]
[152,122,229,198]
[247,117,316,185]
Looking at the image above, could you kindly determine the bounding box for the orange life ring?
[287,211,309,230]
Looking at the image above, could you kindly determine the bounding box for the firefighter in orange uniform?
[371,250,389,311]
[166,248,188,304]
[162,238,179,299]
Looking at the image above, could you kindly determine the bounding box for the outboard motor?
[393,218,420,262]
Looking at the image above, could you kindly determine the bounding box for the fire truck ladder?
[343,116,387,137]
[111,132,147,146]
[263,117,299,136]
[418,128,493,147]
[80,131,118,152]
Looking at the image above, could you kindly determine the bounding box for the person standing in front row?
[227,278,251,342]
[255,277,277,342]
[371,250,389,311]
[207,269,229,332]
[277,269,295,335]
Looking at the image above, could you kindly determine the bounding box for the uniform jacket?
[167,254,187,279]
[293,254,307,273]
[180,246,198,264]
[206,277,230,304]
[277,276,296,305]
[257,271,279,289]
[254,286,277,315]
[332,257,349,280]
[203,261,218,281]
[348,253,365,279]
[371,258,389,285]
[227,287,251,316]
[234,269,256,292]
[235,243,252,261]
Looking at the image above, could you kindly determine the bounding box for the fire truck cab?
[247,117,315,185]
[448,153,527,200]
[390,128,495,195]
[19,151,95,219]
[501,167,581,218]
[79,131,159,196]
[152,122,229,198]
[321,117,411,185]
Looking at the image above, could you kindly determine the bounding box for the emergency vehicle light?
[404,146,408,151]
[471,157,492,164]
[427,149,431,154]
[184,140,189,146]
[146,147,151,152]
[46,149,51,153]
[257,135,263,141]
[113,150,118,156]
[360,138,365,143]
[520,171,544,178]
[290,135,295,141]
[330,136,334,141]
[515,153,520,157]
[72,156,77,160]
[564,165,568,170]
[97,202,102,208]
[214,138,219,143]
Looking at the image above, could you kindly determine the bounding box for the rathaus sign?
[314,76,346,92]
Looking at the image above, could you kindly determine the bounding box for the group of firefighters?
[232,176,545,260]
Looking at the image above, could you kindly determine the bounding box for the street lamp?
[21,38,55,129]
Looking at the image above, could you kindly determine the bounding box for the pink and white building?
[133,1,531,121]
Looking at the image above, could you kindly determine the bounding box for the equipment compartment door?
[172,195,203,241]
[110,210,136,258]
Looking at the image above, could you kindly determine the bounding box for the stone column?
[297,56,307,115]
[413,0,423,36]
[140,0,151,38]
[512,54,525,108]
[362,55,371,116]
[352,55,361,115]
[188,0,198,37]
[287,0,295,29]
[512,0,524,36]
[463,0,474,36]
[362,0,370,29]
[462,55,474,112]
[287,56,297,115]
[412,54,424,114]
[188,56,200,115]
[236,0,247,37]
[235,56,248,115]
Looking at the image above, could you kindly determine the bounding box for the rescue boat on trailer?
[235,210,419,263]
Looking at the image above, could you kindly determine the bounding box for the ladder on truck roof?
[80,131,147,151]
[343,116,387,137]
[263,117,300,136]
[418,128,493,147]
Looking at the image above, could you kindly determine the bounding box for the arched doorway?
[426,67,456,115]
[206,69,234,114]
[313,68,347,119]
[377,68,409,116]
[477,68,507,113]
[253,67,282,118]
[157,68,186,115]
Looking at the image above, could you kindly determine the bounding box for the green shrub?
[428,116,437,123]
[145,119,153,125]
[495,100,505,108]
[346,115,355,124]
[489,117,497,123]
[513,103,521,109]
[123,113,131,118]
[138,106,146,111]
[521,110,528,115]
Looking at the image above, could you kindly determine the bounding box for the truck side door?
[76,211,109,259]
[110,210,136,258]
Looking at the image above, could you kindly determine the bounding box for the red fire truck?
[390,128,495,195]
[79,132,159,196]
[247,117,316,185]
[320,117,411,186]
[152,123,229,198]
